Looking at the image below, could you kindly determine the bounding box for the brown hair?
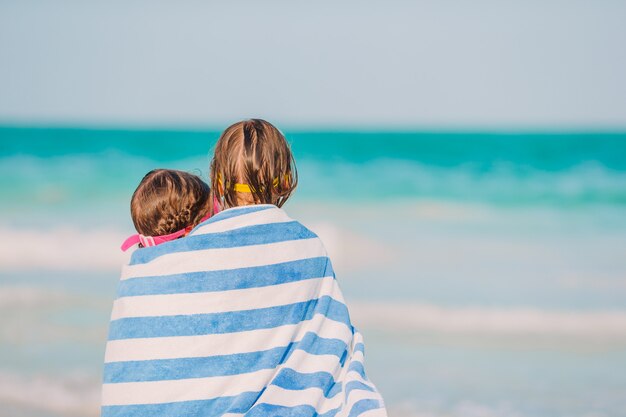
[130,169,211,236]
[210,119,297,210]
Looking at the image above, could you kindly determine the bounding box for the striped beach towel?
[102,204,387,417]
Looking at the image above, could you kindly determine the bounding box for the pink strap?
[120,228,187,252]
[120,234,141,252]
[121,208,217,252]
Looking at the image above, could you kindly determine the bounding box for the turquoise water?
[1,126,626,416]
[2,127,626,206]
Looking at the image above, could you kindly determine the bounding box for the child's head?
[210,119,298,209]
[130,169,211,237]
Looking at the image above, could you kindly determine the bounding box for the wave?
[350,301,626,339]
[2,156,625,210]
[0,220,391,273]
[298,158,626,205]
[0,226,130,272]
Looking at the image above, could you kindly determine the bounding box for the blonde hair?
[210,119,298,210]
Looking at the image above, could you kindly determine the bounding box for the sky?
[0,0,625,130]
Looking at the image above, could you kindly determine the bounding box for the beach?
[1,127,626,416]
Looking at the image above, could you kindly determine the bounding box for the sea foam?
[0,226,130,272]
[351,301,626,339]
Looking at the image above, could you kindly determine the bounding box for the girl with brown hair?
[209,118,297,210]
[120,169,214,250]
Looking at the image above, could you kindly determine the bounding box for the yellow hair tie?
[218,175,287,194]
[233,183,253,193]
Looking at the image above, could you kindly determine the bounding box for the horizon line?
[2,121,626,136]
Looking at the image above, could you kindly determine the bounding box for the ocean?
[1,126,626,417]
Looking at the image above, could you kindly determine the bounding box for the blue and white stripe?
[102,204,387,417]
